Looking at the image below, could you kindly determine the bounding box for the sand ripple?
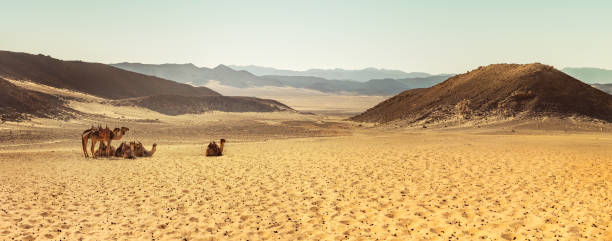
[0,133,611,240]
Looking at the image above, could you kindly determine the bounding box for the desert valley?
[0,50,611,241]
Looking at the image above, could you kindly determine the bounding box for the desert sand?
[0,84,611,240]
[260,95,389,115]
[1,110,611,241]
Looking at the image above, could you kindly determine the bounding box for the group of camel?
[81,125,225,158]
[81,125,156,159]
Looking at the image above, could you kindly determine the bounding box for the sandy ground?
[0,80,611,240]
[0,123,611,240]
[260,95,388,115]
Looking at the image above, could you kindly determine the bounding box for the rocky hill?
[352,63,612,124]
[0,77,74,121]
[0,51,220,99]
[0,51,295,121]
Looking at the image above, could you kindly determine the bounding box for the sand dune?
[1,124,610,240]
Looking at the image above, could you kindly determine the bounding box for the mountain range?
[228,65,433,82]
[352,63,612,124]
[262,75,451,95]
[112,63,284,88]
[112,63,452,96]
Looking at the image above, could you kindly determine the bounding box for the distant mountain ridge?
[263,75,452,95]
[229,65,432,82]
[352,63,612,124]
[562,67,612,84]
[112,62,283,88]
[113,63,452,96]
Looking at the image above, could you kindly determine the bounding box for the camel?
[94,141,115,158]
[133,141,157,157]
[82,125,129,158]
[206,139,226,156]
[115,141,136,159]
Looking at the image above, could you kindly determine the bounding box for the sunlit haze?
[2,0,611,74]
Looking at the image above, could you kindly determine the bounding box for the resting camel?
[94,141,115,158]
[115,141,136,159]
[206,139,226,156]
[82,125,129,158]
[133,141,157,157]
[95,141,157,159]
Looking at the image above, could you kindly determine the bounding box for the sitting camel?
[114,141,157,159]
[94,141,115,158]
[133,141,157,157]
[206,139,226,156]
[82,125,129,158]
[115,141,136,159]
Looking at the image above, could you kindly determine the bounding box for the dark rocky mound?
[352,63,612,124]
[0,78,74,121]
[0,51,220,99]
[109,95,294,116]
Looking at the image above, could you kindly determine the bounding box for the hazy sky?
[2,0,611,74]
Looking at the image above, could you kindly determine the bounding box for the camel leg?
[82,136,89,158]
[91,139,97,159]
[106,140,112,157]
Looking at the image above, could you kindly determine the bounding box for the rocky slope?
[0,51,220,99]
[352,63,612,124]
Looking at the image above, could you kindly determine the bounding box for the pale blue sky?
[1,0,611,73]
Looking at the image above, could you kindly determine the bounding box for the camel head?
[120,127,129,135]
[111,127,129,139]
[219,139,226,154]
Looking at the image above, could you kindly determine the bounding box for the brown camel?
[206,139,226,156]
[133,141,157,157]
[94,141,116,158]
[82,126,129,158]
[115,141,136,159]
